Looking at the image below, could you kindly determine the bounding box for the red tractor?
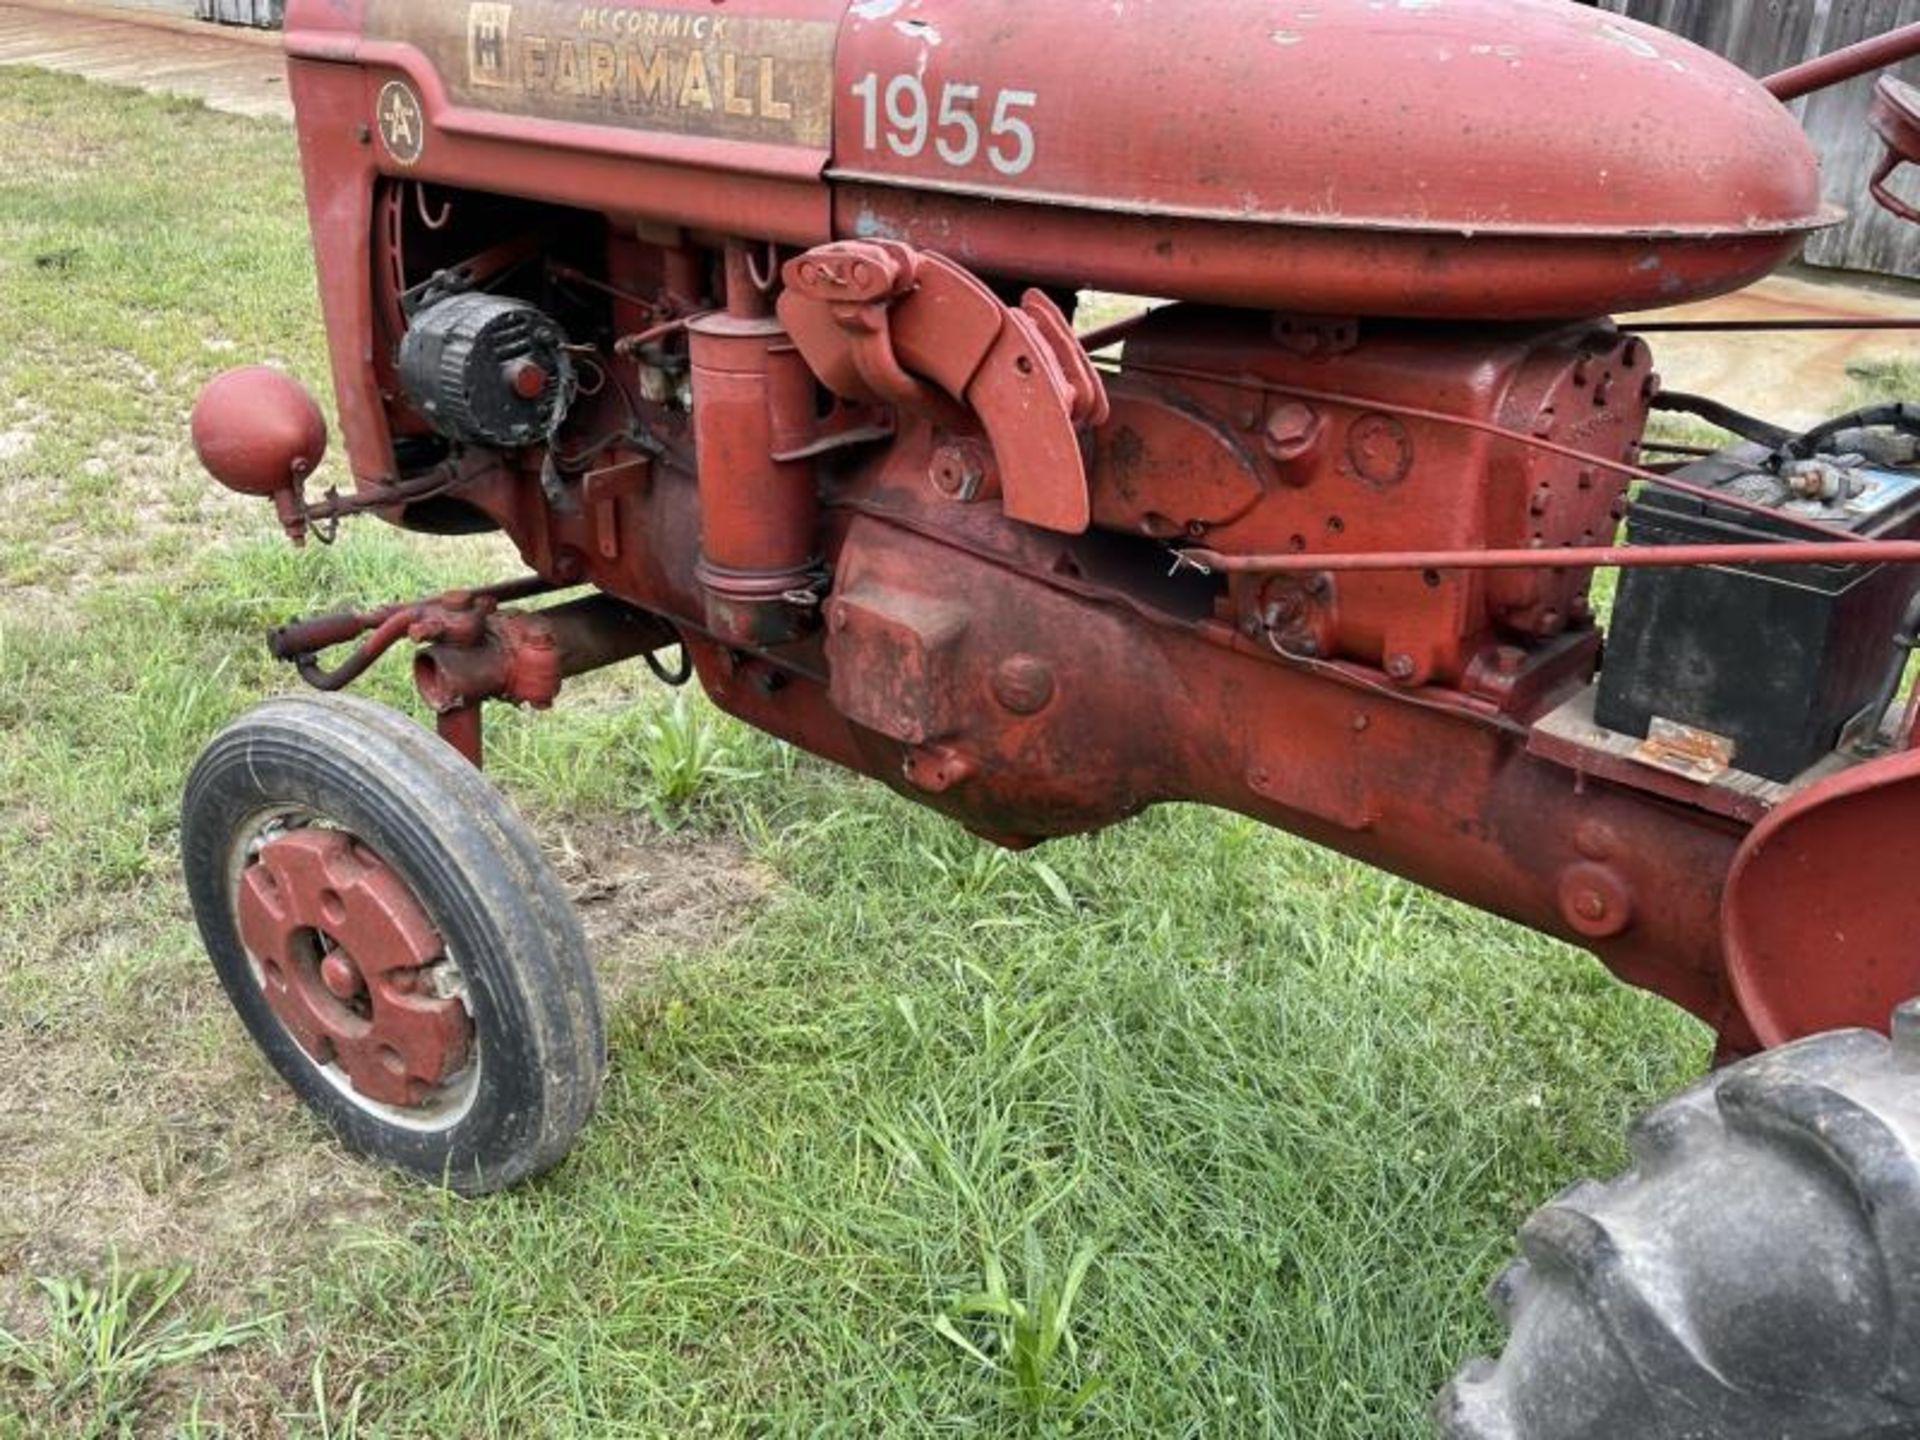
[186,2,1920,1432]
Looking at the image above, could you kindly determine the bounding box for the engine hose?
[1651,394,1920,470]
[1649,391,1794,449]
[1782,400,1920,461]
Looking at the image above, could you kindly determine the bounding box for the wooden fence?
[95,0,281,27]
[196,0,281,25]
[1591,0,1920,278]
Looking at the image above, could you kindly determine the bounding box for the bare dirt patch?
[0,399,46,468]
[543,812,776,1002]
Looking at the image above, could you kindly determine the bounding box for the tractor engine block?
[1105,312,1654,691]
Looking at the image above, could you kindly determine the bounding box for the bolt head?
[1263,402,1321,461]
[992,654,1056,715]
[320,951,364,1001]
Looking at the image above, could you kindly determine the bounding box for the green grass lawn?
[0,68,1723,1438]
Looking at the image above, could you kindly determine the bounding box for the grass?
[1846,353,1920,410]
[0,66,1715,1437]
[0,1254,272,1437]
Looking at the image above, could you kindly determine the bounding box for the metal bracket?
[777,240,1108,535]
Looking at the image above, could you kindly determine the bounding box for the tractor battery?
[1596,444,1920,783]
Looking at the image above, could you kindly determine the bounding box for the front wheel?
[183,694,604,1195]
[1440,1001,1920,1439]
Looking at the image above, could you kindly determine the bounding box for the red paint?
[286,0,1827,320]
[690,275,823,646]
[1724,749,1920,1045]
[779,241,1106,533]
[1183,541,1920,575]
[1767,21,1920,101]
[1870,76,1920,225]
[237,828,471,1107]
[191,366,327,542]
[196,5,1920,1065]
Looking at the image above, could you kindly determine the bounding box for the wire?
[1096,356,1869,544]
[645,644,694,686]
[414,182,452,231]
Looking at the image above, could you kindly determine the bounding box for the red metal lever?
[778,241,1106,535]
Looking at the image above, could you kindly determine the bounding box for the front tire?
[1440,1002,1920,1439]
[183,694,604,1195]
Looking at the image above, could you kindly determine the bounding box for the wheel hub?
[236,828,472,1109]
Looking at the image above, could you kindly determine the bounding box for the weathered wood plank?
[1596,0,1920,278]
[195,0,281,26]
[1798,0,1920,276]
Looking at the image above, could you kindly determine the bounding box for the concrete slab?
[1636,267,1920,431]
[0,0,289,120]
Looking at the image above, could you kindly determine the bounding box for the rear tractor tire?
[182,694,605,1195]
[1440,1002,1920,1439]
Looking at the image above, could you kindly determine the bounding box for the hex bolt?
[1263,402,1322,463]
[1386,653,1418,684]
[928,445,985,502]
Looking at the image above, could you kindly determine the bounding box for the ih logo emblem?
[468,3,514,88]
[376,81,425,166]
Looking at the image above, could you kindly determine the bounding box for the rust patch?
[364,1,839,148]
[1633,717,1736,784]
